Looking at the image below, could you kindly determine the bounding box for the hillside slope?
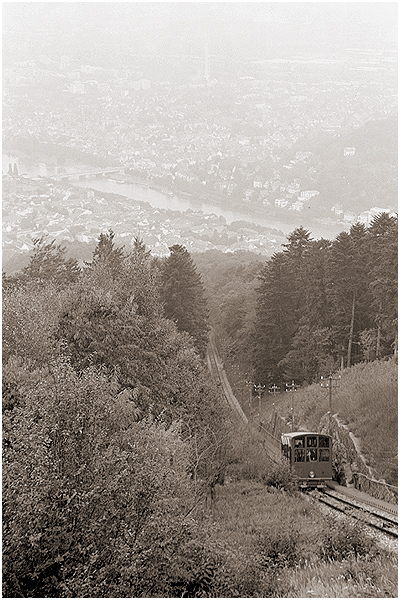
[308,116,397,215]
[258,358,398,486]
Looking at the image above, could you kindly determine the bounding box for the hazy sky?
[3,2,398,60]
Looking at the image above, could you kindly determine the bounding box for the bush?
[319,516,377,562]
[263,461,297,492]
[260,532,299,570]
[226,430,272,482]
[2,358,196,598]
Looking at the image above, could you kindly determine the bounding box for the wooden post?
[347,290,356,368]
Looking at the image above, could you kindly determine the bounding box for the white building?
[300,190,319,200]
[70,81,85,94]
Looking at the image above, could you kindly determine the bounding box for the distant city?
[2,5,397,271]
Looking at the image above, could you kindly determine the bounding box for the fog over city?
[2,2,398,268]
[4,3,398,59]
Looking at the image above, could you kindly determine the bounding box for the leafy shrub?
[226,430,272,481]
[232,557,292,598]
[2,358,196,598]
[257,526,301,570]
[263,461,297,492]
[319,516,377,561]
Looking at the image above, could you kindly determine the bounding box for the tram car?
[281,432,333,488]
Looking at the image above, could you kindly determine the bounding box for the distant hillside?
[317,116,398,164]
[307,116,397,216]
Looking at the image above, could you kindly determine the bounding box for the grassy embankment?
[258,358,398,486]
[193,469,397,597]
[194,357,398,597]
[226,357,397,485]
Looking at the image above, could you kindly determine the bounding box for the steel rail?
[307,489,398,539]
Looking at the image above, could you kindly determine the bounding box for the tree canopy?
[160,244,210,357]
[3,231,231,598]
[252,216,398,386]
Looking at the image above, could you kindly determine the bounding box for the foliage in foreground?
[3,358,195,597]
[3,233,232,598]
[190,481,397,598]
[3,231,397,597]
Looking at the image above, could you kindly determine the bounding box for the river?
[3,153,341,238]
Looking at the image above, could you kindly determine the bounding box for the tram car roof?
[281,432,330,443]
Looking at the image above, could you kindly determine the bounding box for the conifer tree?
[278,238,336,382]
[160,245,209,356]
[282,226,313,322]
[90,229,125,279]
[367,213,398,357]
[328,223,372,367]
[125,237,162,319]
[253,252,295,385]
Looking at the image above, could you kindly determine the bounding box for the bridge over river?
[57,167,125,181]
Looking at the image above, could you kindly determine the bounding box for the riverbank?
[3,146,347,240]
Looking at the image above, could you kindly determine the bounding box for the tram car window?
[306,448,317,461]
[319,436,330,448]
[319,448,330,461]
[294,448,305,462]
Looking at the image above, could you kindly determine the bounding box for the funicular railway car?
[281,432,333,488]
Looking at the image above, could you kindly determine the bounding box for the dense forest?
[195,212,397,388]
[3,213,397,596]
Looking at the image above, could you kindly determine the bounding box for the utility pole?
[254,383,266,417]
[268,383,280,396]
[268,384,280,432]
[245,380,253,418]
[285,380,297,432]
[320,373,341,432]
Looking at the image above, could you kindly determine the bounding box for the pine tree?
[90,229,125,279]
[278,238,336,382]
[253,228,312,386]
[367,213,398,357]
[302,238,333,329]
[328,223,372,367]
[282,226,313,323]
[125,237,162,319]
[160,245,209,356]
[253,252,296,385]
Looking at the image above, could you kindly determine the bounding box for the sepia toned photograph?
[3,2,398,597]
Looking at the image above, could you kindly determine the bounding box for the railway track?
[308,487,398,540]
[207,330,285,464]
[207,330,248,424]
[207,330,397,540]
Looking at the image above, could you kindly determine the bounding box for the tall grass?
[192,480,397,597]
